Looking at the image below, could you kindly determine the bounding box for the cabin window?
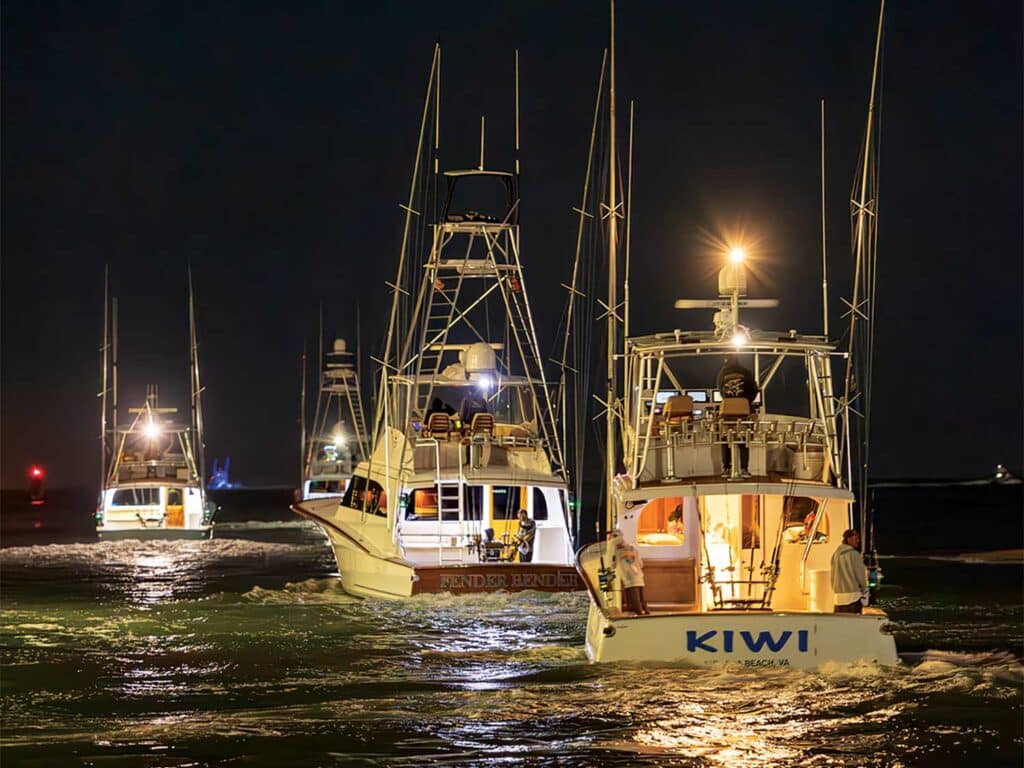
[531,487,549,521]
[309,480,343,493]
[782,497,828,543]
[407,488,438,520]
[636,497,687,545]
[167,489,182,506]
[111,488,160,506]
[365,480,387,517]
[464,486,484,521]
[491,486,522,522]
[341,476,366,510]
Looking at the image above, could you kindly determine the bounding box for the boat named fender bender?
[293,46,580,598]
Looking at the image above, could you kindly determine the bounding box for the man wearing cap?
[831,529,868,613]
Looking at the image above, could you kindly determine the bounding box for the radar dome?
[463,342,496,373]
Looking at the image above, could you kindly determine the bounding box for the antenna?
[479,115,486,170]
[820,98,829,337]
[514,50,520,176]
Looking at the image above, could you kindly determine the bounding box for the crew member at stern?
[831,529,868,613]
[514,509,536,563]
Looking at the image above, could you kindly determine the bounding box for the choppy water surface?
[2,533,1021,767]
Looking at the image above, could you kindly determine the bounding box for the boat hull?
[97,526,212,541]
[293,501,582,600]
[585,603,899,669]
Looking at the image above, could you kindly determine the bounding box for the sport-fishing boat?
[96,270,214,540]
[293,47,580,598]
[575,2,898,668]
[301,337,369,500]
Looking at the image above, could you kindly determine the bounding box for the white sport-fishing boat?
[96,270,213,540]
[575,2,898,668]
[301,337,369,500]
[293,46,580,598]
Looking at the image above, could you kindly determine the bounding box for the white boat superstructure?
[96,269,213,540]
[576,1,897,669]
[301,338,368,500]
[98,386,211,539]
[294,47,579,598]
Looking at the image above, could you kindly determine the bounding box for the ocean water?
[1,532,1021,767]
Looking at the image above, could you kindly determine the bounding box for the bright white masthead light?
[728,246,747,264]
[731,329,749,347]
[144,421,161,440]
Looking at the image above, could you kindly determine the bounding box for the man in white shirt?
[831,529,868,613]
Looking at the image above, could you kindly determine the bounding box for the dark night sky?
[3,1,1021,489]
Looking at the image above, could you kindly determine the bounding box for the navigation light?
[144,421,161,440]
[728,246,747,264]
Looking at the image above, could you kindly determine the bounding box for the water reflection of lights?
[626,669,903,767]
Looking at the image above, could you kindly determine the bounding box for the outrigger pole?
[604,0,619,535]
[188,265,206,493]
[820,98,829,338]
[558,50,607,537]
[623,99,635,409]
[300,341,307,488]
[375,44,440,446]
[100,266,110,494]
[111,295,119,484]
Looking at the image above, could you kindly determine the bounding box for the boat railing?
[409,425,546,473]
[633,414,830,484]
[114,459,192,482]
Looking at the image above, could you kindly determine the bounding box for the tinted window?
[492,486,521,522]
[365,480,387,517]
[111,488,160,506]
[408,489,438,520]
[783,497,819,527]
[464,486,484,521]
[531,487,549,521]
[782,497,827,543]
[341,475,366,509]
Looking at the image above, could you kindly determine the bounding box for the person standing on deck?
[514,509,536,563]
[615,537,649,615]
[831,529,868,613]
